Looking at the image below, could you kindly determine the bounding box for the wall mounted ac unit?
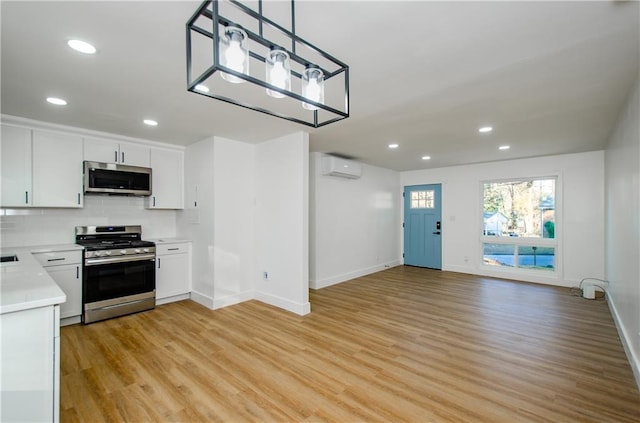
[321,155,362,179]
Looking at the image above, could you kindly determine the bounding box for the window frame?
[479,175,561,276]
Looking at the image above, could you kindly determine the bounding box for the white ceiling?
[1,1,638,171]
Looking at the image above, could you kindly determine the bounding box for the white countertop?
[148,238,191,244]
[27,243,84,253]
[0,247,67,315]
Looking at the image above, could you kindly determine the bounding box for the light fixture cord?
[291,0,296,54]
[258,0,263,37]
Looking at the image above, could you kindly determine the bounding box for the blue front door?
[403,184,442,269]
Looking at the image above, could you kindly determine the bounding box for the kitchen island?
[1,247,67,423]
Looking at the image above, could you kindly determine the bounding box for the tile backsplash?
[0,195,177,247]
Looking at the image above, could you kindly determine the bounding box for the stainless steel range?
[75,225,156,324]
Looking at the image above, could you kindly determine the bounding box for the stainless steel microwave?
[84,161,152,196]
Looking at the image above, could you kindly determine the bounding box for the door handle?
[433,231,441,235]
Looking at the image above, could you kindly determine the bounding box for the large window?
[482,178,557,272]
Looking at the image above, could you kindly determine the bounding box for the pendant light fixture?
[265,48,291,98]
[186,0,349,128]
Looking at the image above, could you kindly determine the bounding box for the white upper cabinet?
[1,124,32,207]
[145,148,184,209]
[1,126,83,208]
[84,137,150,167]
[32,130,83,208]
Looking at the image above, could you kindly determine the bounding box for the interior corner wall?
[604,74,640,389]
[254,132,310,315]
[212,136,256,308]
[309,152,401,289]
[178,136,215,307]
[400,151,605,288]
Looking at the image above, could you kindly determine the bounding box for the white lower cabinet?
[156,242,191,303]
[1,305,60,422]
[33,250,83,321]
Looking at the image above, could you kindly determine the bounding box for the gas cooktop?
[75,225,155,251]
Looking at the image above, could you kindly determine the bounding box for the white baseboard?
[254,291,311,316]
[60,315,81,327]
[184,288,310,316]
[444,264,577,288]
[190,290,214,309]
[156,293,190,306]
[310,259,402,290]
[607,293,640,391]
[213,290,253,309]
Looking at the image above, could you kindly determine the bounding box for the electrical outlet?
[263,271,268,280]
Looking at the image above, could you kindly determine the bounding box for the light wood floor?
[60,267,640,422]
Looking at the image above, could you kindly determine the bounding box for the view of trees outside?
[482,178,556,271]
[483,178,555,238]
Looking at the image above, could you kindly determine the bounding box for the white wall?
[309,153,401,289]
[177,137,215,305]
[212,137,255,307]
[401,151,605,287]
[604,74,640,388]
[177,132,309,316]
[254,132,310,315]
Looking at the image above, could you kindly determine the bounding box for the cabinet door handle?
[153,196,156,207]
[158,258,161,269]
[47,257,65,262]
[122,151,125,163]
[25,191,29,204]
[115,150,118,162]
[76,266,79,279]
[77,193,81,204]
[168,248,179,251]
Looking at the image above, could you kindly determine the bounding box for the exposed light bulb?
[302,66,324,110]
[225,40,244,70]
[220,26,248,84]
[266,49,291,98]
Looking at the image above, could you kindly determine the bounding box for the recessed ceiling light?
[143,119,158,126]
[499,145,510,150]
[422,156,431,160]
[478,126,493,133]
[67,39,97,54]
[46,97,67,106]
[195,84,210,93]
[388,143,399,149]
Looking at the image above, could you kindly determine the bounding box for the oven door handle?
[85,254,156,266]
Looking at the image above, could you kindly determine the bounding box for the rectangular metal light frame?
[186,0,350,128]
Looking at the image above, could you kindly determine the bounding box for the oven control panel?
[85,247,155,258]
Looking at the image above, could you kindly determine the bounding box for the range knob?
[105,251,112,256]
[120,249,127,255]
[143,248,150,253]
[134,249,141,254]
[94,251,104,257]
